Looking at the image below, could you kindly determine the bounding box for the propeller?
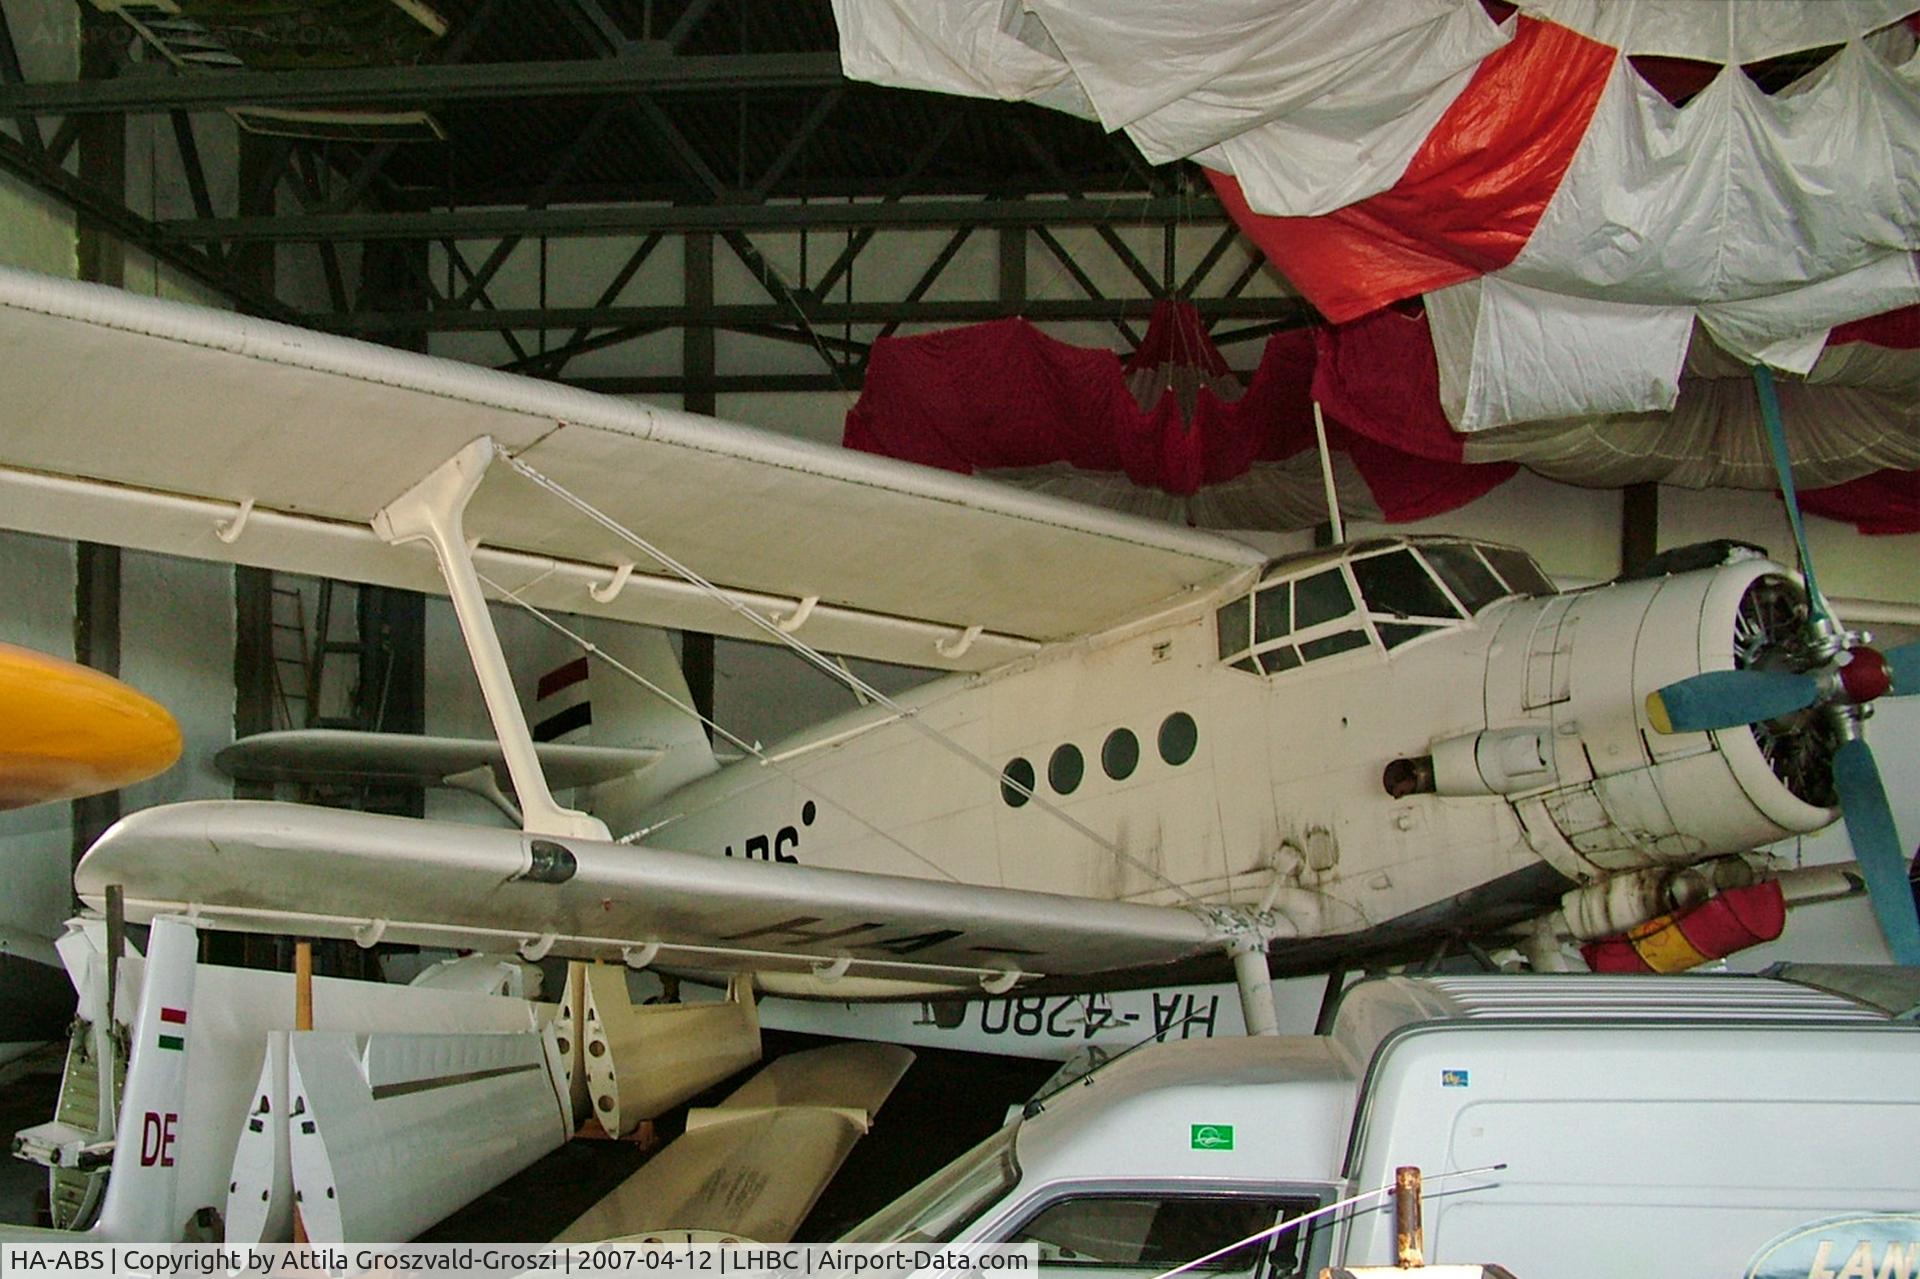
[1644,364,1920,964]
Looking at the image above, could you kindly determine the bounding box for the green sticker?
[1190,1124,1234,1151]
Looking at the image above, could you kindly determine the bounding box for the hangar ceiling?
[0,0,1308,397]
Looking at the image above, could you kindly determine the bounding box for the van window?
[1008,1193,1320,1278]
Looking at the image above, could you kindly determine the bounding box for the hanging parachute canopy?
[832,0,1920,432]
[843,299,1510,530]
[844,301,1920,536]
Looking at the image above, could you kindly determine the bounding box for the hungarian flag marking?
[158,1005,187,1051]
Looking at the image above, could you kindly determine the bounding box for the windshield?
[840,1125,1021,1244]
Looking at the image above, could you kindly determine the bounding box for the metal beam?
[568,372,859,394]
[442,241,531,363]
[158,195,1225,243]
[70,542,121,873]
[169,112,216,222]
[807,114,961,303]
[506,233,667,377]
[1033,224,1139,347]
[0,52,844,114]
[0,0,43,153]
[1182,224,1245,297]
[291,148,351,312]
[874,226,974,342]
[1012,118,1165,302]
[751,86,844,200]
[321,294,1307,334]
[452,102,622,308]
[318,0,506,215]
[0,122,293,319]
[684,230,715,413]
[76,7,125,292]
[1621,482,1659,576]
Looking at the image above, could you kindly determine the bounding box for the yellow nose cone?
[0,642,183,810]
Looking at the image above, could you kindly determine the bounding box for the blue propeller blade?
[1833,736,1920,966]
[1885,640,1920,697]
[1752,364,1834,627]
[1646,668,1819,734]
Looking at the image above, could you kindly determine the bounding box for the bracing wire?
[475,569,964,883]
[494,444,1201,905]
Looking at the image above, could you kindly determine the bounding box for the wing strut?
[1230,938,1279,1036]
[373,437,609,841]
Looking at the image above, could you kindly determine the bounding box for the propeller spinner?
[1645,366,1920,964]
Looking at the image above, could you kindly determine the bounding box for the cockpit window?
[1216,595,1250,661]
[1220,565,1376,675]
[1422,544,1507,614]
[1481,545,1556,596]
[1258,646,1301,675]
[1294,569,1355,629]
[1254,584,1290,644]
[1351,550,1458,621]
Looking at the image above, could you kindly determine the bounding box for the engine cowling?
[1468,552,1836,886]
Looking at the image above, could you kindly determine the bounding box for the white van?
[840,973,1920,1277]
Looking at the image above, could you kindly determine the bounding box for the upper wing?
[75,800,1234,990]
[0,268,1264,671]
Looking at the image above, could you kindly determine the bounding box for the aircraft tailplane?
[541,621,718,830]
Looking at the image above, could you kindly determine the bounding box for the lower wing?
[77,801,1235,995]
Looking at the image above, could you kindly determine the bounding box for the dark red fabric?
[843,316,1139,476]
[1798,301,1920,533]
[1125,299,1231,378]
[845,303,1513,519]
[1804,469,1920,535]
[843,304,1920,534]
[1310,305,1467,463]
[1626,56,1720,106]
[1579,934,1655,974]
[846,306,1328,498]
[1678,879,1787,955]
[1581,881,1786,974]
[1207,17,1615,323]
[1831,301,1920,349]
[1309,305,1519,514]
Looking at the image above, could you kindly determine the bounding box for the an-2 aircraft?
[1,264,1915,1041]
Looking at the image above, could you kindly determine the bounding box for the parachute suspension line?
[475,569,964,884]
[494,446,1201,906]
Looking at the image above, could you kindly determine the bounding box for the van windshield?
[840,1125,1021,1244]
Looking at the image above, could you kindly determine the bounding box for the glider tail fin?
[91,915,198,1242]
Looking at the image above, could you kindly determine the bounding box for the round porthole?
[1102,728,1140,780]
[1000,757,1035,808]
[1049,743,1085,794]
[1158,712,1198,766]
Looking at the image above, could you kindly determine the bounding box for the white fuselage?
[629,598,1512,926]
[608,538,1833,956]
